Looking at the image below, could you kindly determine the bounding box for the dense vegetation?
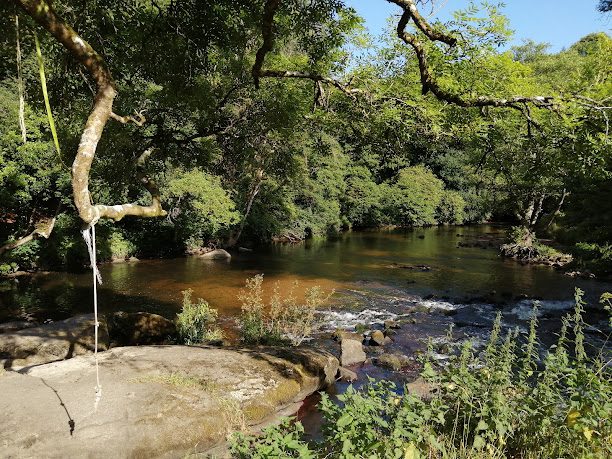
[0,0,610,276]
[231,290,612,459]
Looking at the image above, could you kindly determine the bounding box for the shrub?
[572,242,612,275]
[106,229,136,260]
[383,166,445,226]
[238,275,332,346]
[176,289,223,345]
[231,288,612,458]
[501,226,572,265]
[436,190,466,224]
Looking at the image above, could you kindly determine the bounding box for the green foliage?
[437,191,466,225]
[176,289,223,345]
[384,166,446,227]
[572,242,612,275]
[0,0,608,271]
[230,418,315,458]
[232,289,612,459]
[238,275,331,346]
[163,168,240,249]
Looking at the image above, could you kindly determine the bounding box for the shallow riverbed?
[1,225,609,325]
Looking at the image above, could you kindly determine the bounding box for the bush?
[436,190,466,224]
[383,166,445,227]
[501,226,572,265]
[231,288,612,458]
[176,289,223,345]
[238,275,332,346]
[572,242,612,275]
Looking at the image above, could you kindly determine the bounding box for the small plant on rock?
[176,289,223,345]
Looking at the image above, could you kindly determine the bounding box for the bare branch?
[0,215,56,257]
[110,111,147,126]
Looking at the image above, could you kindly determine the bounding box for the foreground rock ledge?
[0,345,338,458]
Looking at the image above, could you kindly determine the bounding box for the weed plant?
[231,288,611,458]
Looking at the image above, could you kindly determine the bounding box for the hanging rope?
[82,208,102,411]
[15,15,27,143]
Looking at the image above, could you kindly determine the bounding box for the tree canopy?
[0,0,610,273]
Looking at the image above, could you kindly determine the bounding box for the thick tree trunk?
[14,0,166,225]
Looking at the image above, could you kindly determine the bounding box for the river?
[1,225,610,326]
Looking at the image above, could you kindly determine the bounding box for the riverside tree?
[1,0,610,272]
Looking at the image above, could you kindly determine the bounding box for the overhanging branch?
[14,0,166,224]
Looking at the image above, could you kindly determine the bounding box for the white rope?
[82,212,102,411]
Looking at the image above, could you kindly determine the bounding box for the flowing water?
[1,225,609,326]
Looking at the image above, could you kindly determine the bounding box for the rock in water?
[0,345,338,458]
[199,249,231,260]
[369,330,386,346]
[375,353,411,371]
[337,366,358,382]
[0,314,109,369]
[340,339,367,366]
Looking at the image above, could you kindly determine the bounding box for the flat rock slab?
[0,345,338,458]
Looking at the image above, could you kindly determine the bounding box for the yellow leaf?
[566,410,581,427]
[404,442,420,459]
[583,427,593,441]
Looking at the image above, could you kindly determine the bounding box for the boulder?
[0,345,338,458]
[374,353,411,371]
[199,249,231,260]
[0,314,109,370]
[331,329,364,343]
[406,376,433,399]
[340,339,366,366]
[384,320,401,330]
[107,312,176,346]
[369,330,386,346]
[337,366,358,382]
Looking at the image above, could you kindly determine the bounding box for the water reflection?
[1,225,609,323]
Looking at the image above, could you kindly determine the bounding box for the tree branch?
[110,110,147,126]
[387,0,556,110]
[0,214,56,258]
[14,0,166,224]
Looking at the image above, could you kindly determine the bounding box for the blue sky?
[345,0,610,52]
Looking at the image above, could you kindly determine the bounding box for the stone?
[199,249,231,260]
[238,247,253,252]
[0,314,109,370]
[369,330,386,346]
[375,353,411,371]
[384,320,401,330]
[406,376,433,398]
[0,320,38,334]
[107,312,176,346]
[331,329,364,343]
[340,339,367,366]
[0,345,338,458]
[337,366,358,382]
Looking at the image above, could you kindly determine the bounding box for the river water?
[1,225,610,327]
